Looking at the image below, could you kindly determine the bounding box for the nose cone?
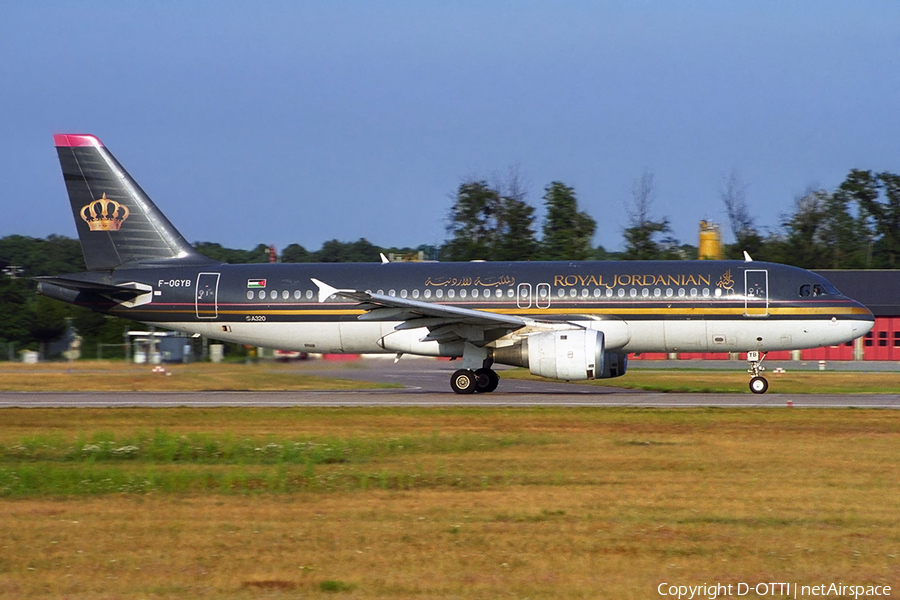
[849,301,874,339]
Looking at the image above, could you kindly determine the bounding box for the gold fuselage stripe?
[138,305,872,318]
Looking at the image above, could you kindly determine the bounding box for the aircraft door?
[744,269,768,317]
[196,272,220,319]
[516,283,532,309]
[536,283,551,309]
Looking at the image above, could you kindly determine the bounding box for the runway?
[1,360,898,408]
[1,389,899,408]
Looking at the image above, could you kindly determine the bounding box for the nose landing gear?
[747,350,768,394]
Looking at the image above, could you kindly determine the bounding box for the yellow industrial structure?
[698,221,723,260]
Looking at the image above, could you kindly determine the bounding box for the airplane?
[37,133,874,394]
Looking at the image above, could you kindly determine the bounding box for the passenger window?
[702,288,710,298]
[542,288,550,298]
[581,289,589,298]
[436,289,444,299]
[258,290,266,300]
[678,288,685,298]
[714,288,722,297]
[424,289,432,299]
[389,289,396,297]
[270,290,278,300]
[593,288,601,298]
[306,290,313,299]
[507,289,514,298]
[629,289,637,298]
[400,289,408,298]
[617,289,625,298]
[412,289,419,298]
[558,289,565,298]
[641,288,649,298]
[654,288,661,298]
[459,289,467,298]
[690,288,698,297]
[570,288,577,298]
[471,289,479,298]
[282,290,289,300]
[497,289,504,298]
[246,291,254,300]
[447,289,455,298]
[606,288,613,298]
[666,289,674,298]
[294,290,302,299]
[799,285,811,297]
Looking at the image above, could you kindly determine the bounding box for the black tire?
[749,376,769,394]
[450,369,477,394]
[474,368,500,393]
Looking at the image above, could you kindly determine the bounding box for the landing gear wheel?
[450,369,478,394]
[749,376,769,394]
[474,368,500,393]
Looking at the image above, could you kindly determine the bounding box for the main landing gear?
[747,350,769,394]
[450,367,500,394]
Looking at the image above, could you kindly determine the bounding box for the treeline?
[1,167,896,358]
[0,236,437,357]
[442,168,900,268]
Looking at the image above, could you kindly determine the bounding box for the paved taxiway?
[1,359,898,408]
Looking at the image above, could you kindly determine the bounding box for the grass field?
[504,367,900,394]
[0,360,898,394]
[0,407,898,598]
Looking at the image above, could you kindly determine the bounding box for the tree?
[718,170,770,260]
[778,188,829,268]
[841,170,900,268]
[313,239,381,263]
[193,242,270,263]
[622,171,672,260]
[443,173,539,261]
[280,243,311,263]
[541,182,595,261]
[443,181,500,261]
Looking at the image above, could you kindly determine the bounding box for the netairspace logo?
[658,582,892,599]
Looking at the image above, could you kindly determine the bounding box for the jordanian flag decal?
[247,279,267,289]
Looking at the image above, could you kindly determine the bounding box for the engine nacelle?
[492,330,629,380]
[600,351,628,379]
[492,329,603,380]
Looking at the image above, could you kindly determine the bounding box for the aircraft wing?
[311,278,527,344]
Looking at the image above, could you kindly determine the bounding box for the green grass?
[0,428,550,496]
[502,367,900,393]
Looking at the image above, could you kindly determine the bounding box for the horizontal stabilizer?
[35,276,154,308]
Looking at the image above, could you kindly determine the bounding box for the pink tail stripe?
[53,134,104,148]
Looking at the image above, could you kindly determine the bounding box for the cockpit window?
[801,283,838,297]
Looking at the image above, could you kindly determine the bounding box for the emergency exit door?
[196,272,220,319]
[744,269,768,317]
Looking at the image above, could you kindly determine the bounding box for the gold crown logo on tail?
[80,193,130,231]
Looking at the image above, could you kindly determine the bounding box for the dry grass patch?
[0,408,898,598]
[0,361,397,392]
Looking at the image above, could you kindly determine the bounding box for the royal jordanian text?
[553,273,714,289]
[658,582,891,599]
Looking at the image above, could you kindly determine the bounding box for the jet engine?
[492,329,627,380]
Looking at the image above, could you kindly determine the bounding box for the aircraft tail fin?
[54,134,214,271]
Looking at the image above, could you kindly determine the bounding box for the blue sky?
[2,2,898,254]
